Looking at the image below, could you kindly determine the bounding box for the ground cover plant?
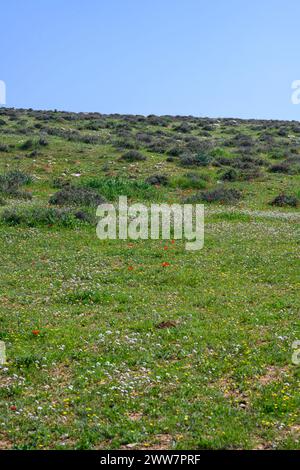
[0,108,299,450]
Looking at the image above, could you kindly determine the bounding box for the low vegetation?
[0,108,299,450]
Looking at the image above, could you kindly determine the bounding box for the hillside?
[0,108,299,450]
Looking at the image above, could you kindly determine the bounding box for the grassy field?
[0,108,299,449]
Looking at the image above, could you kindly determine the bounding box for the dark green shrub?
[147,139,168,154]
[186,187,242,204]
[269,162,291,173]
[167,146,184,157]
[1,206,80,227]
[271,194,299,207]
[175,122,192,133]
[145,175,169,186]
[120,150,146,162]
[38,136,49,146]
[20,139,36,150]
[49,186,105,207]
[221,168,239,181]
[0,143,10,152]
[180,152,212,167]
[0,170,32,199]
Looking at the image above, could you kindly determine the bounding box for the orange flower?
[32,330,40,336]
[128,266,134,271]
[163,246,168,250]
[171,239,175,244]
[162,262,170,267]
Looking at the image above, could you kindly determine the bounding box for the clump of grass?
[170,173,208,190]
[209,212,252,222]
[82,177,157,201]
[0,206,84,227]
[49,186,105,207]
[120,150,146,162]
[271,193,299,208]
[51,177,72,189]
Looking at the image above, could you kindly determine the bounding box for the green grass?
[0,109,299,450]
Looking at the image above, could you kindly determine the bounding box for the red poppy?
[162,262,170,267]
[10,405,17,411]
[171,239,175,244]
[32,330,40,336]
[163,246,168,250]
[128,266,134,271]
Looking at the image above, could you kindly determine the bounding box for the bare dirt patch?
[257,365,290,386]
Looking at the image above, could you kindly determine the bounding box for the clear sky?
[1,0,300,119]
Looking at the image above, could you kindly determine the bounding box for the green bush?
[185,187,242,204]
[120,150,146,162]
[1,206,80,227]
[49,186,105,207]
[271,193,299,207]
[145,174,169,186]
[0,170,32,199]
[180,152,212,167]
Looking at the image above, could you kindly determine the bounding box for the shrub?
[180,152,212,167]
[74,210,95,223]
[269,162,291,173]
[38,136,49,146]
[20,139,36,150]
[227,133,255,148]
[271,193,299,207]
[114,138,138,150]
[184,137,213,153]
[1,206,80,227]
[239,168,263,181]
[186,187,242,204]
[221,167,263,182]
[0,170,32,198]
[145,175,169,186]
[231,155,265,170]
[0,143,10,152]
[221,168,239,182]
[147,139,168,154]
[49,186,105,207]
[120,150,146,162]
[136,132,153,143]
[175,122,192,133]
[167,146,185,157]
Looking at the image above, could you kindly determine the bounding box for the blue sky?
[1,0,300,119]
